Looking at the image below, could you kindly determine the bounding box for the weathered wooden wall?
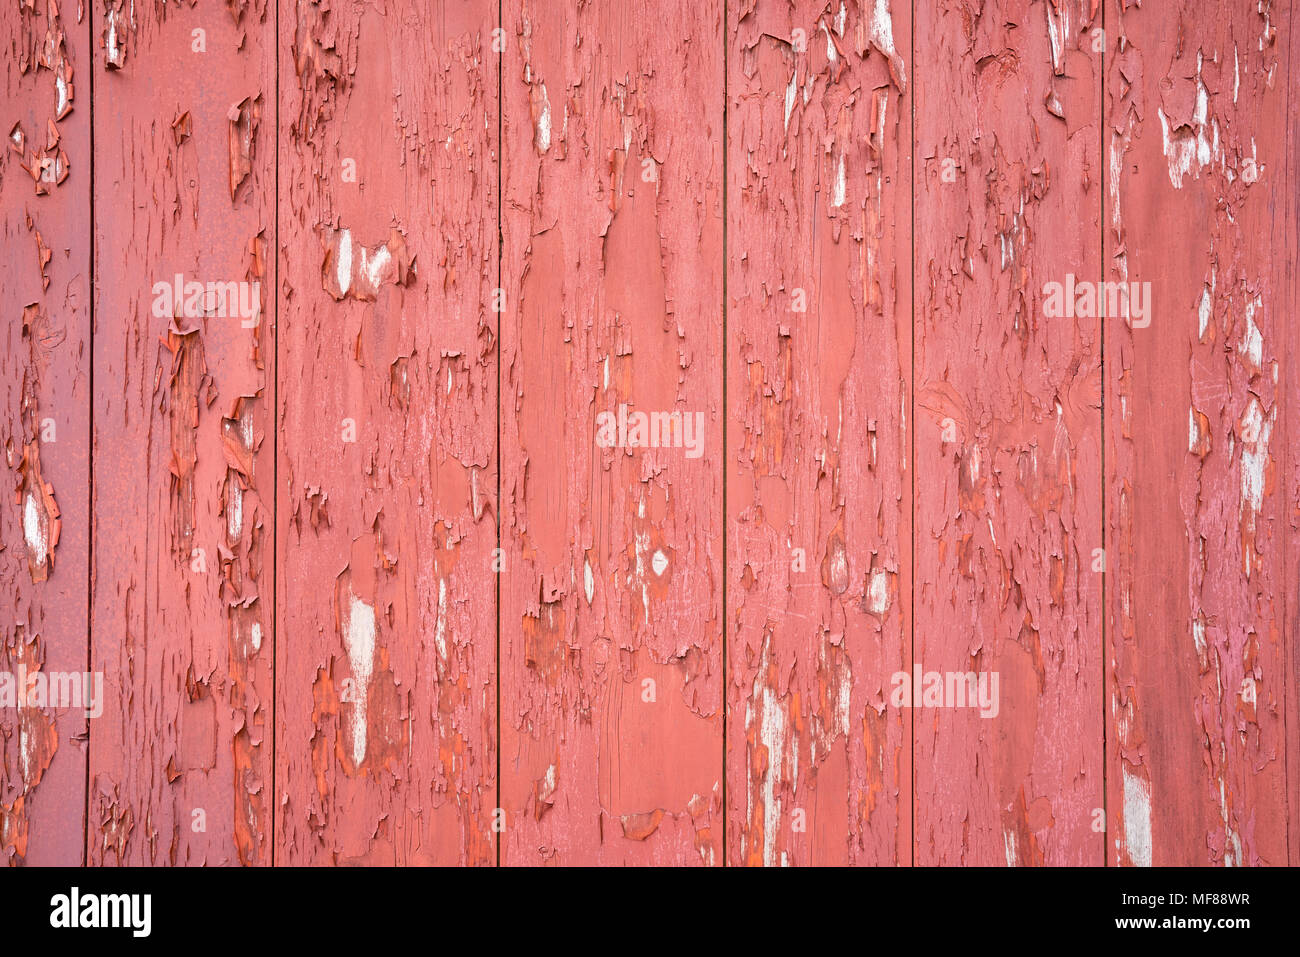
[1,0,89,866]
[275,0,497,867]
[727,0,912,866]
[913,0,1103,866]
[0,0,1295,866]
[90,0,277,865]
[500,0,724,865]
[1104,0,1296,867]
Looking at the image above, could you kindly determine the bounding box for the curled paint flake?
[1156,56,1223,189]
[620,808,665,840]
[34,230,51,290]
[228,96,261,200]
[172,111,192,146]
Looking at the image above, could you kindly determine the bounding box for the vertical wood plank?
[0,0,90,865]
[726,0,913,866]
[1105,0,1295,866]
[500,0,725,865]
[913,0,1104,865]
[275,0,498,865]
[90,0,276,864]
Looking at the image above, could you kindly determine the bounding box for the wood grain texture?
[0,0,1294,868]
[726,0,913,867]
[1104,0,1296,867]
[499,0,725,865]
[0,0,90,866]
[89,0,276,865]
[912,0,1104,865]
[275,0,498,865]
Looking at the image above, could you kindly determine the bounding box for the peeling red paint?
[501,0,724,866]
[277,0,497,866]
[1105,0,1295,866]
[90,0,274,865]
[1,0,1296,869]
[1,0,90,866]
[727,0,912,866]
[913,0,1103,865]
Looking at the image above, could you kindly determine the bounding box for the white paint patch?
[784,70,797,133]
[832,154,846,208]
[651,549,668,577]
[361,243,392,293]
[1109,134,1126,233]
[1219,779,1243,866]
[866,569,890,615]
[434,578,448,660]
[635,527,651,624]
[227,483,243,540]
[1191,616,1207,665]
[834,661,851,737]
[344,592,376,768]
[106,12,121,64]
[1238,294,1263,371]
[1240,397,1274,532]
[1123,768,1153,867]
[535,83,552,153]
[336,229,353,297]
[250,621,262,652]
[828,544,848,592]
[583,559,594,604]
[1198,282,1214,339]
[868,0,900,68]
[747,651,787,868]
[1155,57,1222,189]
[23,494,46,568]
[20,725,30,782]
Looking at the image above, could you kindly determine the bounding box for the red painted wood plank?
[1104,0,1295,866]
[0,0,90,866]
[726,0,913,866]
[499,0,725,865]
[275,0,498,865]
[913,0,1104,865]
[89,2,275,865]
